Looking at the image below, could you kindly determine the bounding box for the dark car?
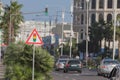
[63,59,82,73]
[108,64,120,80]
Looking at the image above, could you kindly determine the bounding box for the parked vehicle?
[59,55,70,59]
[97,58,119,76]
[55,58,69,71]
[108,64,120,80]
[63,59,82,73]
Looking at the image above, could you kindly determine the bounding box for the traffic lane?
[51,69,109,80]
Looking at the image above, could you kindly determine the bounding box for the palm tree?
[89,21,105,53]
[0,1,23,45]
[4,42,54,80]
[89,20,113,54]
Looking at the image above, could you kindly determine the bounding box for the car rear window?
[104,60,119,64]
[59,60,67,63]
[68,60,80,64]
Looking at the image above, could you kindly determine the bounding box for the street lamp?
[86,0,89,67]
[113,1,117,60]
[69,0,74,58]
[61,10,65,56]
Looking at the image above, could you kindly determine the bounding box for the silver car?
[108,64,120,80]
[97,58,119,76]
[55,58,69,71]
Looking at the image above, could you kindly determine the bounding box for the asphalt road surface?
[51,68,109,80]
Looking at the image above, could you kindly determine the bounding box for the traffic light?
[45,7,48,16]
[33,33,37,42]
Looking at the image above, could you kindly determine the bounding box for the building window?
[81,0,84,9]
[117,0,120,8]
[91,0,96,9]
[81,14,84,24]
[75,0,80,8]
[91,14,96,24]
[107,0,112,8]
[107,14,112,23]
[74,15,78,25]
[99,14,104,21]
[80,33,83,39]
[99,0,104,9]
[77,15,80,24]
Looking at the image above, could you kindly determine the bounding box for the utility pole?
[61,10,65,56]
[113,0,117,60]
[86,0,89,67]
[70,1,73,58]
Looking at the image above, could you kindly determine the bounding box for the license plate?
[71,65,77,67]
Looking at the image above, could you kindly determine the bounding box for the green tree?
[89,20,113,54]
[116,14,120,59]
[62,38,78,57]
[89,21,104,53]
[0,1,23,45]
[4,42,54,80]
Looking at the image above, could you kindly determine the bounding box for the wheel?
[63,69,68,73]
[78,70,82,73]
[55,68,59,71]
[97,73,101,76]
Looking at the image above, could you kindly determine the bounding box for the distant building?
[17,21,56,41]
[73,0,120,42]
[52,22,77,45]
[17,21,78,48]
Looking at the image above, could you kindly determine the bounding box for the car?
[63,59,82,73]
[97,58,119,76]
[59,55,70,59]
[55,58,69,71]
[108,64,120,80]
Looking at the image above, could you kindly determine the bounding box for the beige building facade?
[73,0,120,42]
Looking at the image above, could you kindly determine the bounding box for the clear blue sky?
[2,0,72,22]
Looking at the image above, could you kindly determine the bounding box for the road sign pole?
[25,28,43,80]
[32,44,35,80]
[0,30,1,62]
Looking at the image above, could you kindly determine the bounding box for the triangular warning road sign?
[25,28,43,45]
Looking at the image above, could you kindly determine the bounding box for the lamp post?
[69,1,73,58]
[61,10,65,56]
[86,0,89,67]
[113,1,117,60]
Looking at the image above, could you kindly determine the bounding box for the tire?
[63,69,68,73]
[78,70,82,73]
[97,73,101,76]
[55,68,59,71]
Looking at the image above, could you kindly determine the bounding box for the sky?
[2,0,72,22]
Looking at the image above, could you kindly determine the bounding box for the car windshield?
[104,60,119,64]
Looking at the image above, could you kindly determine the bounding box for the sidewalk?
[0,61,5,80]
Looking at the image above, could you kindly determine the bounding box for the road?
[51,68,109,80]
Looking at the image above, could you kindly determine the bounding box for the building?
[17,21,56,41]
[52,22,77,45]
[73,0,120,42]
[17,21,78,48]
